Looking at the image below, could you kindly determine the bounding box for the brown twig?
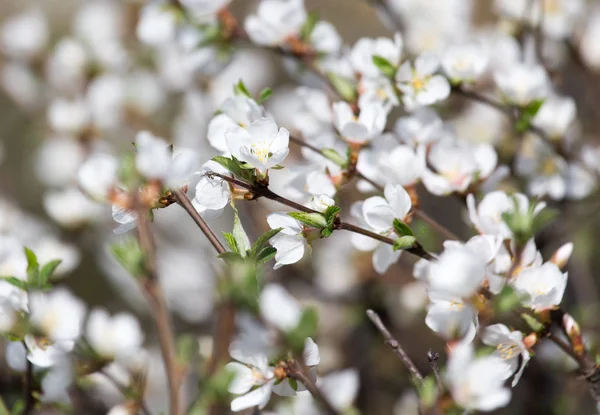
[23,341,34,415]
[134,202,182,415]
[288,362,341,415]
[204,172,435,260]
[427,349,443,394]
[366,309,424,385]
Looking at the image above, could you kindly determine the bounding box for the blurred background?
[0,0,599,414]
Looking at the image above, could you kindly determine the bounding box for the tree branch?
[366,309,424,385]
[204,172,434,260]
[23,341,34,415]
[288,362,341,415]
[134,201,182,415]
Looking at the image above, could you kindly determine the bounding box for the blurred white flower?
[36,138,86,187]
[427,244,487,299]
[25,334,74,368]
[244,0,307,46]
[259,284,302,331]
[137,2,178,46]
[77,152,119,201]
[394,107,443,146]
[29,288,86,343]
[0,8,48,60]
[532,94,576,140]
[494,63,549,106]
[425,292,478,342]
[445,341,511,411]
[512,262,568,311]
[208,95,264,153]
[310,21,342,54]
[441,43,489,83]
[267,213,306,269]
[333,102,386,145]
[86,308,144,360]
[350,33,403,79]
[43,187,104,228]
[482,324,530,386]
[47,98,91,136]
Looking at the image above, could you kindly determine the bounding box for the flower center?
[411,77,426,92]
[540,158,559,176]
[496,343,519,360]
[250,141,272,163]
[251,367,268,384]
[449,300,464,311]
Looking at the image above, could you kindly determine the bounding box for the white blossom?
[333,102,386,145]
[86,308,144,360]
[267,213,306,269]
[396,52,450,109]
[244,0,307,47]
[494,63,549,106]
[512,262,568,311]
[350,33,403,78]
[482,324,530,386]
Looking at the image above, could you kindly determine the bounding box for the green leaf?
[418,375,438,408]
[393,236,417,251]
[110,238,145,278]
[324,205,341,227]
[494,285,522,314]
[255,247,277,265]
[24,247,39,285]
[515,99,544,132]
[299,11,319,41]
[250,228,282,258]
[222,232,239,254]
[327,72,357,102]
[176,334,197,365]
[218,252,243,264]
[0,277,27,291]
[521,313,544,332]
[372,55,396,78]
[258,87,273,104]
[320,227,334,238]
[233,79,251,98]
[288,212,327,229]
[11,400,24,415]
[39,259,62,286]
[393,218,414,237]
[531,206,559,235]
[211,156,256,183]
[233,212,251,257]
[321,148,347,167]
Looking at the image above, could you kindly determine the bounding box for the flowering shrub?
[0,0,599,414]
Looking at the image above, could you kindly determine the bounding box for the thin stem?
[172,188,227,254]
[427,349,443,394]
[288,363,341,415]
[23,341,34,415]
[135,202,182,415]
[205,172,434,260]
[413,209,460,241]
[366,309,424,385]
[99,369,153,415]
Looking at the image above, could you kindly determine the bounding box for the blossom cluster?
[0,0,598,414]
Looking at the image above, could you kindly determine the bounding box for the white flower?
[445,341,511,411]
[136,2,177,46]
[40,359,73,403]
[494,63,549,106]
[29,288,86,343]
[86,308,144,360]
[226,118,290,173]
[377,144,426,186]
[350,33,403,79]
[425,292,478,342]
[24,334,74,368]
[35,138,86,188]
[394,107,443,146]
[310,21,342,54]
[422,137,497,196]
[259,284,302,332]
[427,244,487,299]
[267,213,306,269]
[77,153,118,201]
[333,101,386,145]
[0,236,28,280]
[179,0,231,22]
[396,52,450,109]
[579,8,600,71]
[43,188,104,228]
[309,195,335,213]
[482,324,530,386]
[532,94,576,139]
[191,161,232,219]
[112,205,137,235]
[208,96,264,153]
[0,8,48,60]
[467,191,545,240]
[441,43,489,83]
[6,341,27,371]
[512,262,567,311]
[350,184,411,274]
[358,76,400,113]
[135,131,198,186]
[244,0,307,47]
[47,98,90,136]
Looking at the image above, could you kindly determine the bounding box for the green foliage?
[233,79,251,98]
[11,400,24,415]
[320,148,348,167]
[521,313,544,332]
[300,11,319,41]
[515,99,544,133]
[110,238,145,278]
[249,228,282,258]
[393,236,417,251]
[393,218,414,237]
[258,87,273,104]
[287,307,318,353]
[233,211,251,257]
[502,196,557,247]
[372,55,397,78]
[327,72,357,102]
[418,375,438,408]
[494,285,522,314]
[176,334,197,366]
[39,260,62,286]
[211,155,256,184]
[288,212,327,229]
[222,232,239,254]
[0,277,27,291]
